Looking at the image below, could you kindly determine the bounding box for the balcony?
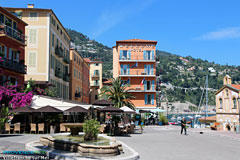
[91,74,99,80]
[91,82,100,88]
[55,46,63,58]
[63,55,70,64]
[127,85,156,93]
[63,73,70,82]
[119,55,155,62]
[0,58,26,74]
[75,92,81,98]
[120,70,156,77]
[55,69,63,78]
[0,23,26,45]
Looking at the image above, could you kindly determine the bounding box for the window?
[219,98,223,109]
[29,12,38,21]
[95,63,99,66]
[145,94,154,105]
[51,55,55,69]
[123,50,128,59]
[94,70,99,76]
[233,98,237,109]
[95,80,99,86]
[0,13,4,24]
[225,89,229,97]
[95,95,98,100]
[147,81,151,90]
[29,29,37,43]
[146,51,151,60]
[28,52,36,67]
[57,24,59,31]
[147,94,151,104]
[52,34,54,47]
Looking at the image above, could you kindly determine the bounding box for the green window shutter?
[145,94,147,105]
[143,50,146,60]
[152,50,154,60]
[152,80,155,90]
[121,64,123,74]
[128,50,131,60]
[151,64,154,75]
[144,64,147,73]
[127,64,130,75]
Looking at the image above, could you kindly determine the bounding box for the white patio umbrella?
[120,106,136,114]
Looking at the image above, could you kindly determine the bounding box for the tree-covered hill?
[67,29,240,105]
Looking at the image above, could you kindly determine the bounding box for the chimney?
[27,4,34,8]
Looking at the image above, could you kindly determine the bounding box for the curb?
[26,140,140,160]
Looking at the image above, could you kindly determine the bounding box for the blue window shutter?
[4,46,7,58]
[121,64,123,74]
[144,64,147,73]
[145,94,147,105]
[143,50,146,60]
[9,48,12,60]
[127,64,130,75]
[151,94,154,105]
[128,50,131,60]
[144,80,147,91]
[152,50,154,60]
[151,64,153,75]
[152,80,154,90]
[120,50,123,60]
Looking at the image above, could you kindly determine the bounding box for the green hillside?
[67,29,240,105]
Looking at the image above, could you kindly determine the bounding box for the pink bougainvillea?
[0,85,33,109]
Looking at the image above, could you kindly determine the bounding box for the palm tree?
[100,77,135,109]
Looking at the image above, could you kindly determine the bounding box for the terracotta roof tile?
[83,58,91,63]
[116,39,157,43]
[232,84,240,90]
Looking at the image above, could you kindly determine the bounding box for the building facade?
[113,39,157,109]
[84,58,102,104]
[216,75,240,131]
[69,48,90,103]
[0,6,27,86]
[6,5,71,99]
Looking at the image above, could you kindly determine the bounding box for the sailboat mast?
[206,74,208,118]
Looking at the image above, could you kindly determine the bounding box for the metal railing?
[0,58,26,74]
[55,69,63,78]
[63,55,70,64]
[119,55,155,61]
[55,47,64,58]
[63,73,70,82]
[120,70,155,76]
[0,23,26,44]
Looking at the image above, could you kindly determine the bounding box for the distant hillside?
[67,29,240,106]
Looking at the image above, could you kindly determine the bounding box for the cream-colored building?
[6,4,71,99]
[84,58,102,104]
[216,75,240,131]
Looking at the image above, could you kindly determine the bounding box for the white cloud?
[92,0,155,38]
[195,27,240,40]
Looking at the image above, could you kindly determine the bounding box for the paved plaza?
[0,126,240,160]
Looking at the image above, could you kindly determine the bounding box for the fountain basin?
[40,133,123,157]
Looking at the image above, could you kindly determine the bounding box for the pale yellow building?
[6,4,71,99]
[84,58,102,104]
[216,75,240,131]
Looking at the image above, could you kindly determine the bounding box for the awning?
[9,107,35,113]
[100,105,123,112]
[120,106,136,114]
[64,106,88,113]
[33,105,62,113]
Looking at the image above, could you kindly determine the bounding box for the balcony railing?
[91,74,99,80]
[0,23,26,45]
[63,73,70,82]
[63,56,70,64]
[55,47,63,58]
[120,70,155,76]
[119,55,155,61]
[0,58,26,74]
[55,69,63,78]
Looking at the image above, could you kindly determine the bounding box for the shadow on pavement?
[0,134,23,138]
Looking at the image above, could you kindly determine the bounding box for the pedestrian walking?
[181,117,187,135]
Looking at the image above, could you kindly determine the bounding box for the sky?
[1,0,240,66]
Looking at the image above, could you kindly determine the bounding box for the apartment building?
[84,58,102,104]
[6,4,71,99]
[0,6,27,86]
[69,48,90,103]
[113,39,157,109]
[216,75,240,131]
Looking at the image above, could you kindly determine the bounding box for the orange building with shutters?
[113,39,157,109]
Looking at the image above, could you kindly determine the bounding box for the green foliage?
[0,106,10,132]
[83,119,100,141]
[100,77,135,109]
[45,114,63,125]
[159,113,168,125]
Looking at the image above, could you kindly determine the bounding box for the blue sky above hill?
[1,0,240,65]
